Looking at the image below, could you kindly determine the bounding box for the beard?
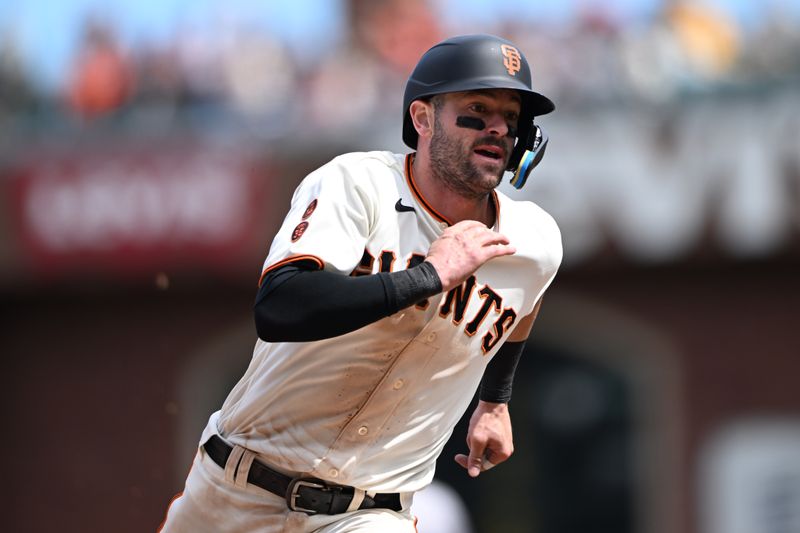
[429,114,507,200]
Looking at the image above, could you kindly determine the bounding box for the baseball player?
[159,34,561,533]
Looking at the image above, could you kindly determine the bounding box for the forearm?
[254,261,441,342]
[479,340,526,403]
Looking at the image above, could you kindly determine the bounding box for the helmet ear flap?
[509,124,548,190]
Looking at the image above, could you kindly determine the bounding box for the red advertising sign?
[9,144,267,280]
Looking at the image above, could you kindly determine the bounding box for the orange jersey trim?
[405,154,502,228]
[157,490,183,532]
[491,189,500,228]
[258,254,325,287]
[405,154,452,225]
[157,452,198,532]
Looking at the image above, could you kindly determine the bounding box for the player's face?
[429,89,521,199]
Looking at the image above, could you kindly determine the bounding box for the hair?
[429,94,445,113]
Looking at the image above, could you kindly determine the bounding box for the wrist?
[382,260,443,312]
[477,399,509,410]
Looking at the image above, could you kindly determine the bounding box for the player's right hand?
[425,220,516,292]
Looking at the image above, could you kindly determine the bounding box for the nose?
[484,112,511,138]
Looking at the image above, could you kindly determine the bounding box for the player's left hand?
[455,400,513,477]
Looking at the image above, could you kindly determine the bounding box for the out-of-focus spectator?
[617,0,740,103]
[222,29,297,119]
[303,0,443,134]
[303,45,382,132]
[2,1,799,133]
[552,6,627,106]
[739,3,800,81]
[618,14,688,102]
[67,19,134,119]
[665,0,740,82]
[173,21,227,109]
[129,43,187,129]
[351,0,442,75]
[0,30,37,120]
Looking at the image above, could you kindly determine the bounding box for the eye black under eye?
[456,116,485,130]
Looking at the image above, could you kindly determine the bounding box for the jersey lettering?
[379,251,396,273]
[439,275,477,324]
[356,249,519,347]
[481,307,517,353]
[351,249,375,277]
[465,286,503,337]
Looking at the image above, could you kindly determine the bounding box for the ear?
[409,100,435,141]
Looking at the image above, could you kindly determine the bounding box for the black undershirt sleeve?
[479,340,526,403]
[254,261,442,342]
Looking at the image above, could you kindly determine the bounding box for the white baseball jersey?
[214,150,562,493]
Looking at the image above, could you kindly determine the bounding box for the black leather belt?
[203,435,402,515]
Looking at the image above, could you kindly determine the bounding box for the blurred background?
[1,0,799,532]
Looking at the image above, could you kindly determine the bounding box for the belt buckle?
[286,478,329,515]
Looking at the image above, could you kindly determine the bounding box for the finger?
[454,453,469,470]
[467,442,487,478]
[456,453,496,472]
[463,225,507,238]
[453,223,507,241]
[446,221,483,237]
[480,243,516,260]
[451,220,485,231]
[481,447,499,471]
[475,230,511,247]
[485,243,516,255]
[455,453,497,472]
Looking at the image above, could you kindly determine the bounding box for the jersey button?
[426,332,437,342]
[328,468,339,478]
[357,426,369,436]
[393,379,404,390]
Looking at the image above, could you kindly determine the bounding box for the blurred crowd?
[1,0,799,138]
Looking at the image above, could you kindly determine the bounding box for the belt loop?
[224,445,246,485]
[400,492,414,511]
[234,449,256,489]
[346,488,366,512]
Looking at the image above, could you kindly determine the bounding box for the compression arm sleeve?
[479,340,526,403]
[254,261,442,342]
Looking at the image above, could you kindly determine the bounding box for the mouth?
[472,144,506,163]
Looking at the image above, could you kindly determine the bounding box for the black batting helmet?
[403,34,555,189]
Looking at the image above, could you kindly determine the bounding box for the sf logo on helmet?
[500,44,521,76]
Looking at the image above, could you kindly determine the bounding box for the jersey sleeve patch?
[261,155,384,276]
[291,221,310,242]
[302,199,318,220]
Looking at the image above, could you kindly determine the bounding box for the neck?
[411,153,495,227]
